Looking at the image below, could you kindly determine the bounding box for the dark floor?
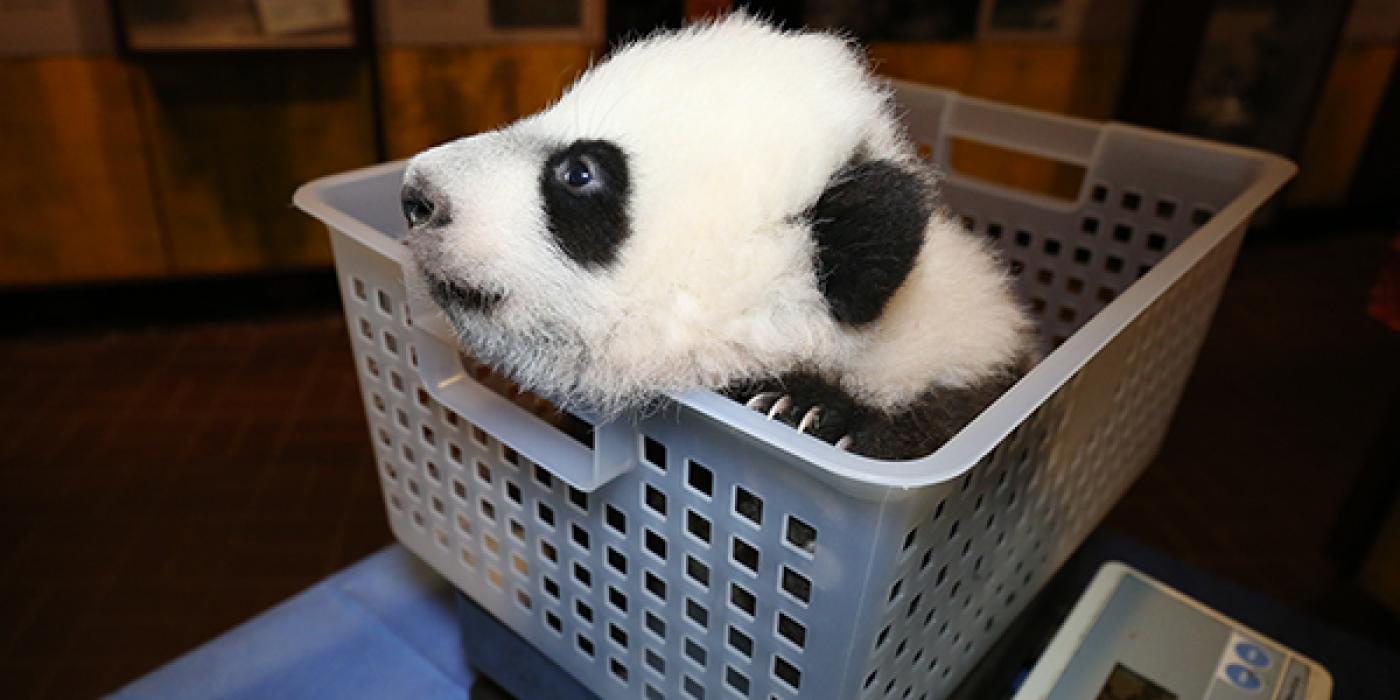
[1,227,1397,698]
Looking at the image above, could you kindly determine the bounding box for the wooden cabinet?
[0,56,167,285]
[130,55,378,274]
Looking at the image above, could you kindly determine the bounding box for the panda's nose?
[401,184,442,229]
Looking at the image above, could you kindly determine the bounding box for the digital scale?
[1014,563,1332,700]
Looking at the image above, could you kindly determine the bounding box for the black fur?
[807,160,930,325]
[541,139,632,268]
[725,366,1023,460]
[426,272,503,314]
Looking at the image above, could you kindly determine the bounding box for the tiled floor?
[0,227,1396,697]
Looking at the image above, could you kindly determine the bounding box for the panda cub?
[400,15,1034,460]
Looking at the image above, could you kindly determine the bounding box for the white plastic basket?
[295,82,1293,700]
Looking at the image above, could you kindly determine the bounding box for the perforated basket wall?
[297,83,1292,700]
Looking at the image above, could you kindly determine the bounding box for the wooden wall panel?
[1289,44,1398,208]
[131,55,379,275]
[378,44,595,159]
[0,56,166,286]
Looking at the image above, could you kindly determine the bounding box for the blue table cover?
[114,547,472,700]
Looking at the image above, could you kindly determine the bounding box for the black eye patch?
[541,140,631,268]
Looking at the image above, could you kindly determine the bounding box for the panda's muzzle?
[425,271,503,315]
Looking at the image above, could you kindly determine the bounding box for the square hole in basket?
[685,597,709,629]
[545,610,562,633]
[604,504,627,536]
[734,486,763,526]
[645,570,667,602]
[455,512,471,535]
[533,464,553,490]
[609,657,628,684]
[645,648,665,675]
[644,528,667,561]
[785,516,817,555]
[730,582,757,618]
[476,461,492,485]
[543,575,560,600]
[516,588,532,610]
[1013,229,1031,247]
[1121,190,1142,211]
[358,317,373,340]
[1081,217,1099,234]
[448,443,464,465]
[643,484,667,518]
[390,371,405,394]
[609,622,629,649]
[642,435,666,471]
[607,546,628,576]
[540,539,558,564]
[509,518,525,543]
[727,625,753,658]
[987,222,1003,239]
[571,523,591,551]
[460,547,476,568]
[575,599,594,624]
[1043,238,1061,256]
[683,674,704,699]
[731,536,760,575]
[479,498,496,523]
[686,509,712,545]
[684,637,708,668]
[537,502,555,528]
[686,460,714,498]
[685,555,710,589]
[1106,255,1125,274]
[608,585,628,614]
[1147,232,1167,252]
[774,655,802,691]
[1091,183,1108,203]
[780,566,812,605]
[645,610,666,640]
[568,486,589,513]
[376,289,393,315]
[573,562,592,589]
[576,633,595,658]
[502,444,520,467]
[777,612,806,649]
[1191,207,1213,226]
[382,331,399,356]
[483,533,499,556]
[505,480,522,505]
[725,666,750,696]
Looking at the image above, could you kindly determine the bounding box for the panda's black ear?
[807,160,930,325]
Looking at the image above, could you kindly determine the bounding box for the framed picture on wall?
[374,0,605,46]
[978,0,1137,42]
[114,0,365,53]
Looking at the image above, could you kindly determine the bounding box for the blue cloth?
[114,547,472,700]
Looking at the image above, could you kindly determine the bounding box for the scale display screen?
[1098,663,1177,700]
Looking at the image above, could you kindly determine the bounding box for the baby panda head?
[402,14,1030,417]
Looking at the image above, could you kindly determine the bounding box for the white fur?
[405,14,1033,415]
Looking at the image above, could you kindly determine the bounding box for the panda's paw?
[731,383,857,449]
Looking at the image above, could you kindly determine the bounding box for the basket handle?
[407,294,637,492]
[892,81,1104,201]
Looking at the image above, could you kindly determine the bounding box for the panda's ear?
[807,160,930,325]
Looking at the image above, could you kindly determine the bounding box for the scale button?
[1235,641,1272,668]
[1225,663,1263,692]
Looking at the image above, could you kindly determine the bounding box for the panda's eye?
[555,155,598,192]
